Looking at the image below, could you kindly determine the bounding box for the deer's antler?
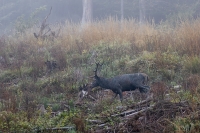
[93,62,103,78]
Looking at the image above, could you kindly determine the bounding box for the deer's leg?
[111,89,123,102]
[111,93,118,102]
[113,93,118,99]
[117,90,123,103]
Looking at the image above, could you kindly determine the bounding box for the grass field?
[0,18,200,132]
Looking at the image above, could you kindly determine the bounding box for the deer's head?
[77,63,103,101]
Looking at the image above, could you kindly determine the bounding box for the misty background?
[0,0,200,35]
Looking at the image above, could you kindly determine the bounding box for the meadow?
[0,18,200,132]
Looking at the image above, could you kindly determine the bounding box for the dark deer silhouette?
[45,60,57,72]
[79,63,150,102]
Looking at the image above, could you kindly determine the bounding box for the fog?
[0,0,200,35]
[1,1,200,132]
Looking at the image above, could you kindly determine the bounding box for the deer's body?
[88,73,150,101]
[92,73,148,89]
[78,63,150,103]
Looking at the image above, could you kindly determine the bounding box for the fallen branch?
[98,123,107,127]
[124,104,155,119]
[86,119,102,124]
[88,94,97,101]
[111,108,139,117]
[64,104,71,110]
[111,95,153,117]
[127,93,153,109]
[35,126,75,132]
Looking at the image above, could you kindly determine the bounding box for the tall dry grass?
[60,18,158,50]
[175,19,200,55]
[11,18,200,58]
[64,18,199,56]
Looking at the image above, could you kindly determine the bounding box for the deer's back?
[108,73,147,91]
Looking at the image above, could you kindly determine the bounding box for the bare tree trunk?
[121,0,124,22]
[82,0,92,26]
[139,0,145,24]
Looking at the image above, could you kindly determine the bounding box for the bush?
[184,56,200,74]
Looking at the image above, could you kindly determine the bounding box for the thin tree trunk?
[121,0,124,22]
[139,0,145,24]
[82,0,92,26]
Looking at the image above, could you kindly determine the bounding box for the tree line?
[0,0,200,33]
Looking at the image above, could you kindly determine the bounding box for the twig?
[111,109,139,117]
[35,126,75,132]
[98,123,107,127]
[88,94,97,101]
[86,119,102,124]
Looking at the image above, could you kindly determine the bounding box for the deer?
[78,63,150,103]
[45,60,57,74]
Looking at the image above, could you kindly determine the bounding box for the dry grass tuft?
[151,81,168,101]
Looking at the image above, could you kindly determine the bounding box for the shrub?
[184,56,200,74]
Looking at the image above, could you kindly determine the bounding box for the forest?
[1,0,200,34]
[1,0,200,133]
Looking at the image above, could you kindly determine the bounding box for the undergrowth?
[0,18,200,132]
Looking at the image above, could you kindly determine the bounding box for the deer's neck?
[96,77,110,89]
